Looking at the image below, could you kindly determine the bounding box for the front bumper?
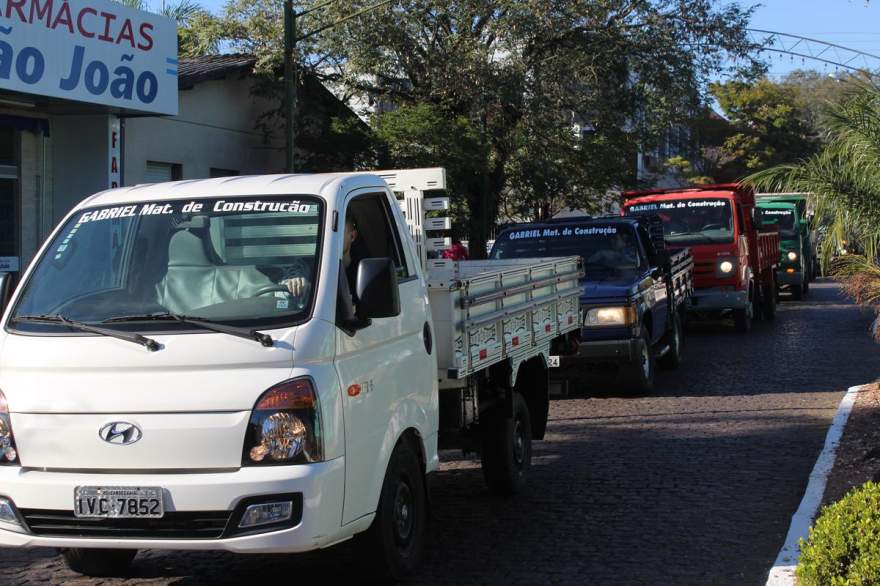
[687,287,748,311]
[776,269,803,286]
[561,336,642,366]
[0,457,356,553]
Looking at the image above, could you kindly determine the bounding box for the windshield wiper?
[103,312,273,348]
[13,314,160,352]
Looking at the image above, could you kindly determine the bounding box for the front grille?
[19,509,232,539]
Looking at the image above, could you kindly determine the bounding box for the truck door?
[638,225,668,343]
[334,190,435,526]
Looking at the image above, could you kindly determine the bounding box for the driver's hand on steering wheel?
[283,277,310,298]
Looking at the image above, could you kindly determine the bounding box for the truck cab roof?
[73,173,396,211]
[623,184,755,206]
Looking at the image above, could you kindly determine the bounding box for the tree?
[747,81,880,338]
[113,0,223,57]
[710,77,819,179]
[313,0,758,256]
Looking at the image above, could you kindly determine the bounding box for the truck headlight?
[716,259,736,277]
[0,391,19,465]
[243,378,323,465]
[787,251,798,261]
[584,306,636,327]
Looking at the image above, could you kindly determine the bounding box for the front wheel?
[620,329,655,393]
[61,548,137,577]
[657,312,683,370]
[358,440,427,581]
[733,292,753,333]
[481,391,532,496]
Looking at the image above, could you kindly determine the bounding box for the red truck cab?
[622,184,779,332]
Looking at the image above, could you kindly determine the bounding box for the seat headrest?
[168,228,215,267]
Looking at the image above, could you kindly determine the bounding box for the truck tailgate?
[426,256,583,379]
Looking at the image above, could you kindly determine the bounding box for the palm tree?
[114,0,222,57]
[746,80,880,338]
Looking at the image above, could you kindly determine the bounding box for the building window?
[210,168,239,178]
[145,161,182,183]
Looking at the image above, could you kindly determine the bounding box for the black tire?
[657,312,683,370]
[620,328,655,393]
[733,291,753,333]
[790,284,803,301]
[481,391,532,496]
[61,548,137,577]
[803,278,810,294]
[762,281,777,320]
[358,439,427,582]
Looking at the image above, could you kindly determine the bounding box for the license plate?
[74,486,164,519]
[548,355,560,368]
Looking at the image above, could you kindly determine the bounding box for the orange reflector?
[347,384,361,397]
[545,324,552,333]
[786,268,795,273]
[255,378,316,410]
[479,349,487,360]
[512,336,519,347]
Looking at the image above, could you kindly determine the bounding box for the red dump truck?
[622,184,780,332]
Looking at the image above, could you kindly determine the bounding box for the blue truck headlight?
[585,306,635,327]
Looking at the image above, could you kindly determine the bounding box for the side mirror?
[356,258,400,320]
[0,272,12,316]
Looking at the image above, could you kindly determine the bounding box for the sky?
[184,0,880,80]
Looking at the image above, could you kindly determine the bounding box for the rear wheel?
[657,312,683,370]
[61,548,137,577]
[762,281,777,320]
[481,391,532,496]
[358,439,427,581]
[620,328,655,393]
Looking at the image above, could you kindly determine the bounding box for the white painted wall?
[123,77,284,185]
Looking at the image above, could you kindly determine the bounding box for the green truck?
[755,193,817,300]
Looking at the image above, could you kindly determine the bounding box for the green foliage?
[112,0,223,58]
[797,481,880,586]
[711,78,819,178]
[314,0,757,253]
[747,81,880,269]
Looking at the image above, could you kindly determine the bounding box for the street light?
[284,0,394,172]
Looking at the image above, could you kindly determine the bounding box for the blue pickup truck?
[489,216,694,393]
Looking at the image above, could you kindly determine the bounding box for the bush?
[797,481,880,585]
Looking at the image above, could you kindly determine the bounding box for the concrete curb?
[765,384,863,585]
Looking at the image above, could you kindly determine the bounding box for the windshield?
[10,196,323,332]
[626,198,734,246]
[490,224,643,271]
[757,207,798,237]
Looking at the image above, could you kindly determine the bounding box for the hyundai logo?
[98,422,143,445]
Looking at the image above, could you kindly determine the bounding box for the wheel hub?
[393,480,414,544]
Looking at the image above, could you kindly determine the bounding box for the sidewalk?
[767,383,880,585]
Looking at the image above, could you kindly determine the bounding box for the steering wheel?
[254,284,291,297]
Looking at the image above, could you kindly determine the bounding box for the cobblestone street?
[2,279,877,585]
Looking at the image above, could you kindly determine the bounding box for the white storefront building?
[0,0,285,281]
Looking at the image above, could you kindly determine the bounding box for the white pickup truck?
[0,168,581,580]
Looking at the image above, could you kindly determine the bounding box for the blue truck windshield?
[627,198,734,246]
[490,224,642,271]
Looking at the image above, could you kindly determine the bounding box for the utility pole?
[284,0,295,173]
[283,0,394,173]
